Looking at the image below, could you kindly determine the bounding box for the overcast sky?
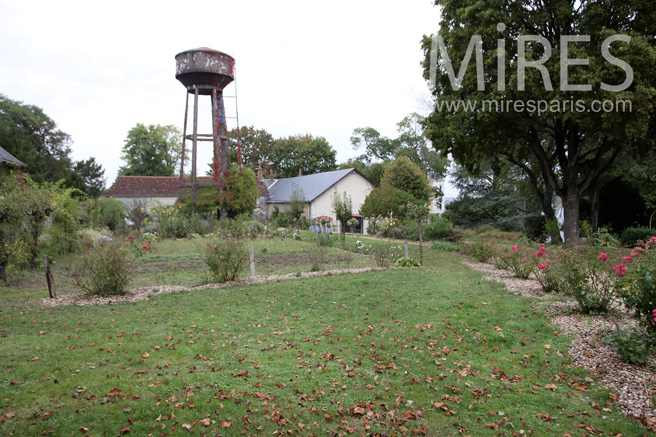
[0,0,449,193]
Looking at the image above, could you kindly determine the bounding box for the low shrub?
[479,230,524,241]
[72,243,133,296]
[396,257,420,267]
[532,246,564,293]
[560,247,620,314]
[306,247,326,271]
[458,239,497,263]
[373,246,401,268]
[431,240,458,251]
[498,243,535,279]
[620,227,653,247]
[423,215,455,240]
[618,237,656,333]
[77,228,113,251]
[243,220,266,239]
[524,215,547,242]
[583,227,620,248]
[604,328,655,365]
[203,238,247,283]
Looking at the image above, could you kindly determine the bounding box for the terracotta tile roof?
[104,176,182,197]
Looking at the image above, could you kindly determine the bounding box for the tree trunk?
[562,191,581,247]
[591,185,601,231]
[0,261,7,285]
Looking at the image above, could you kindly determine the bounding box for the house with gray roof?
[0,145,27,171]
[255,167,375,233]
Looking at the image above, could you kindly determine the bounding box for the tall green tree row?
[0,95,106,197]
[422,0,656,246]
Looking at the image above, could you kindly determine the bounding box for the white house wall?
[308,172,374,233]
[111,196,177,211]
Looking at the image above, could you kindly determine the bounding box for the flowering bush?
[202,238,247,283]
[316,216,333,226]
[499,244,536,279]
[560,247,620,314]
[346,218,359,228]
[530,246,564,293]
[617,236,656,333]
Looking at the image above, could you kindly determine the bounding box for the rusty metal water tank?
[175,47,235,94]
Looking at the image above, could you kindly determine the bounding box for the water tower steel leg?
[191,87,199,210]
[211,88,220,184]
[178,92,189,201]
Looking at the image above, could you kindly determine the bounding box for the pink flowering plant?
[500,243,536,279]
[560,246,621,314]
[617,236,656,334]
[532,245,563,293]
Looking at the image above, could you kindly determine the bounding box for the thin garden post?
[248,246,256,277]
[43,255,56,298]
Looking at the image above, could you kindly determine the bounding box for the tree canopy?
[269,134,337,178]
[183,165,259,219]
[0,94,105,197]
[227,126,275,169]
[422,0,656,245]
[380,156,432,203]
[350,113,448,178]
[118,124,183,177]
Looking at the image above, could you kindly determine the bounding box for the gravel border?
[39,267,391,308]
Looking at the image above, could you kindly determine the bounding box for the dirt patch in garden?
[463,258,656,430]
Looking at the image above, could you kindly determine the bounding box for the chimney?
[269,168,274,182]
[257,164,263,181]
[298,168,302,176]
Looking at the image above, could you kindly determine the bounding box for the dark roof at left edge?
[0,146,26,167]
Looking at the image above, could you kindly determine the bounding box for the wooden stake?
[249,246,256,277]
[43,255,56,298]
[404,241,409,259]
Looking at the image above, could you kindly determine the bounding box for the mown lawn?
[0,239,648,436]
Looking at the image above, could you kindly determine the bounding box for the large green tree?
[184,165,259,219]
[227,126,275,169]
[0,95,105,196]
[269,134,337,178]
[380,156,432,203]
[350,114,449,178]
[118,124,183,176]
[422,0,656,246]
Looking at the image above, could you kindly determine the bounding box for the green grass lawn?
[0,237,648,435]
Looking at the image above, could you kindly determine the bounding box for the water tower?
[175,47,236,210]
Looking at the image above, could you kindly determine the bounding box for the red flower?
[622,256,632,264]
[142,244,149,250]
[598,252,607,261]
[146,239,152,244]
[511,245,518,252]
[614,264,627,278]
[538,263,546,270]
